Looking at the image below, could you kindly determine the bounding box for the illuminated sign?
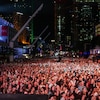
[0,17,14,28]
[0,25,8,43]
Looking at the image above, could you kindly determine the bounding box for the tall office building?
[95,24,100,36]
[71,0,100,51]
[0,0,34,45]
[54,0,73,50]
[11,0,34,45]
[0,17,17,46]
[54,0,100,51]
[13,12,30,45]
[0,0,31,23]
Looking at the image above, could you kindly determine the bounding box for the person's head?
[75,88,81,94]
[30,87,35,94]
[49,95,56,100]
[61,92,66,98]
[70,86,75,93]
[69,94,75,100]
[82,87,87,95]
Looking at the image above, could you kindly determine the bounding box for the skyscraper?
[10,0,34,45]
[54,0,73,50]
[54,0,100,51]
[95,24,100,36]
[71,0,100,51]
[0,0,34,45]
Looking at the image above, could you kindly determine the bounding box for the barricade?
[0,94,48,100]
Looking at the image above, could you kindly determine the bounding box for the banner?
[1,26,8,36]
[0,25,8,42]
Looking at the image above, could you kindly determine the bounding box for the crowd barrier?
[0,94,48,100]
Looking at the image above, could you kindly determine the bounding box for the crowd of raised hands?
[0,58,100,100]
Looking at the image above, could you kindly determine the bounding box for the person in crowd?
[0,58,100,100]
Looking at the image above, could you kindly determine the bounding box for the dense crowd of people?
[0,57,100,100]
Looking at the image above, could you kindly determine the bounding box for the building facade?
[0,0,34,45]
[54,0,100,51]
[71,0,100,51]
[54,0,73,50]
[95,24,100,36]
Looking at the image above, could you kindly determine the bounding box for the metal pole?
[30,25,48,48]
[43,32,50,41]
[11,3,43,42]
[9,4,43,62]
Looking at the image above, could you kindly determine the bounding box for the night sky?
[0,0,73,42]
[0,0,54,42]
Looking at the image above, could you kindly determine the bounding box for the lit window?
[14,0,18,2]
[14,3,16,7]
[58,32,61,34]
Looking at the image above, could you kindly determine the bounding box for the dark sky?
[0,0,54,41]
[0,0,73,42]
[31,0,54,41]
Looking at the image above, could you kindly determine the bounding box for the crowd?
[0,57,100,100]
